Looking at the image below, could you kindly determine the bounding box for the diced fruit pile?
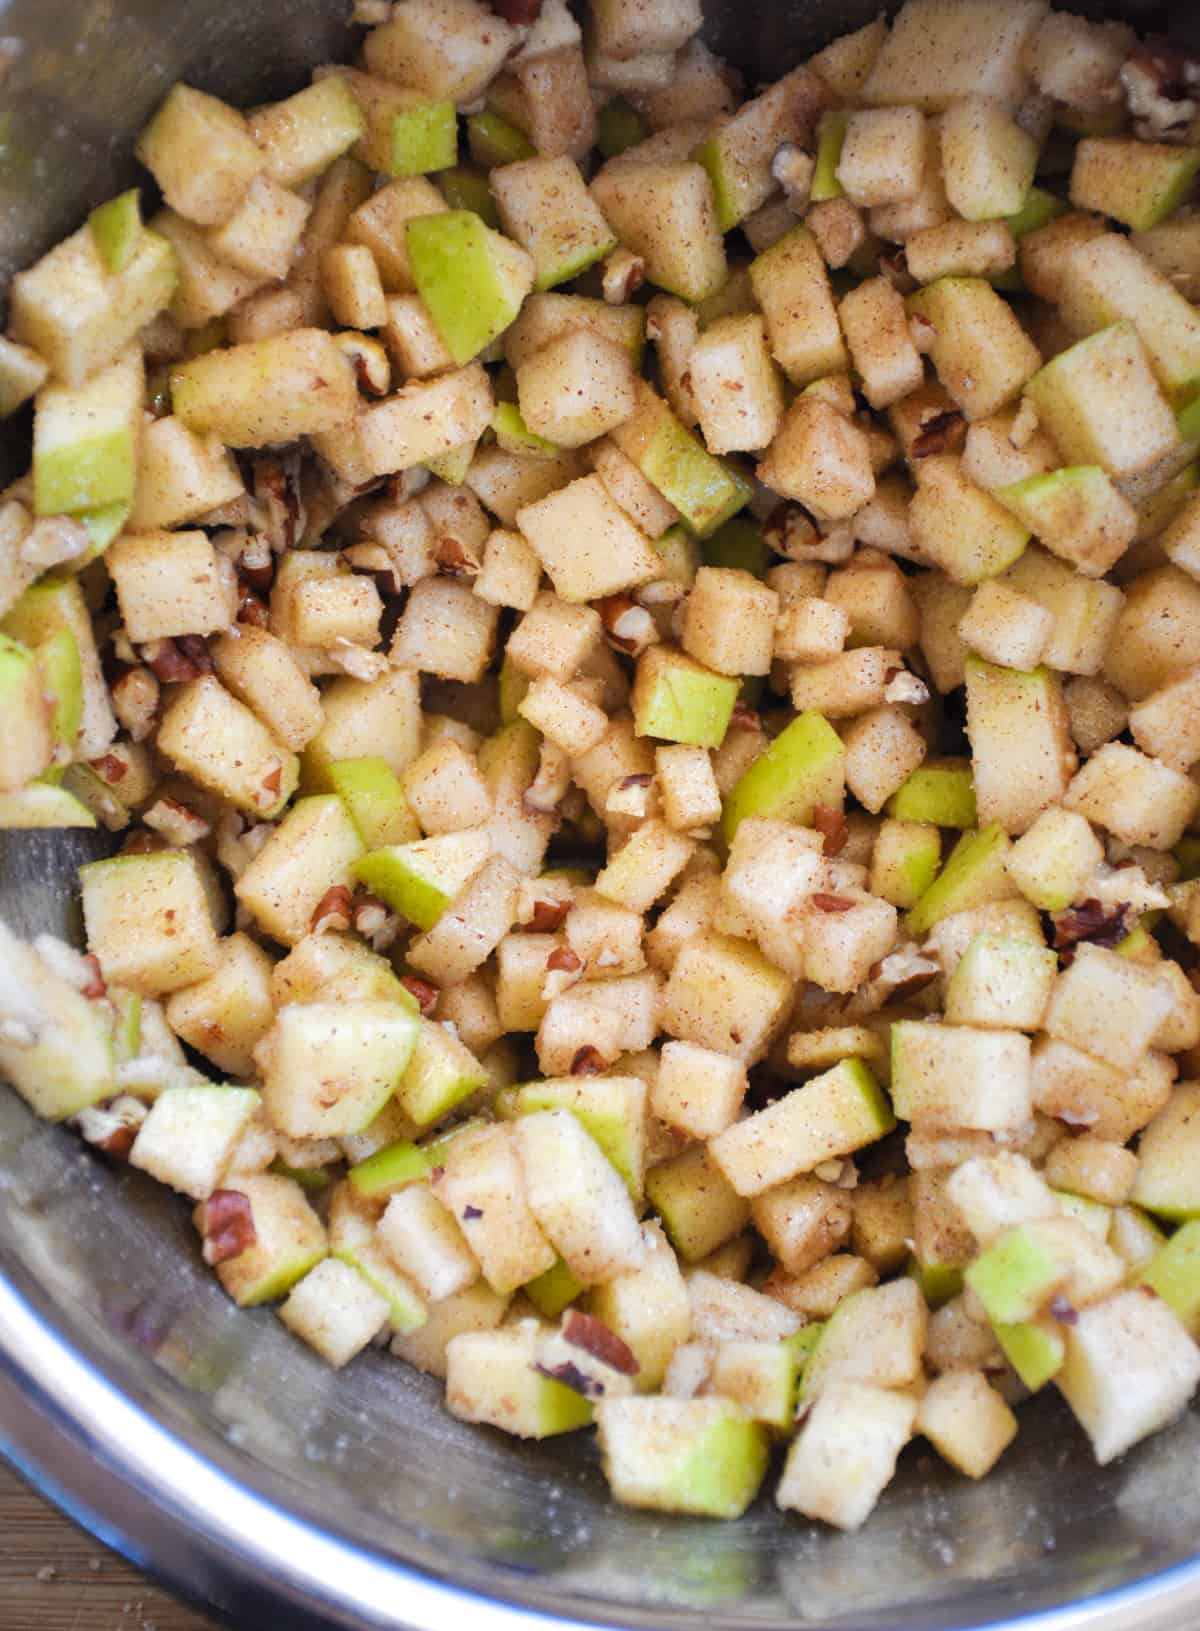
[5,0,1200,1536]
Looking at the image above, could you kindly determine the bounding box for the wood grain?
[0,1458,217,1630]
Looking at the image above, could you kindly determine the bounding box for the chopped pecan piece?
[571,1045,607,1076]
[563,1309,639,1375]
[879,248,915,293]
[71,1095,147,1159]
[435,537,480,578]
[602,248,645,305]
[91,752,128,785]
[143,636,212,684]
[1121,39,1200,140]
[143,796,212,848]
[547,946,583,975]
[1052,899,1131,961]
[237,584,270,627]
[911,410,966,459]
[812,804,848,856]
[80,954,107,1001]
[110,667,161,741]
[527,898,571,933]
[200,1190,257,1267]
[400,976,440,1016]
[311,884,354,935]
[812,893,856,914]
[730,700,762,732]
[596,594,658,657]
[490,0,543,20]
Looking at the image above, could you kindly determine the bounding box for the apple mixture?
[5,0,1200,1534]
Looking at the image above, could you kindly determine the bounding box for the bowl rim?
[3,1264,1200,1631]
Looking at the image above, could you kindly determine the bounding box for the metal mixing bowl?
[2,3,1200,1627]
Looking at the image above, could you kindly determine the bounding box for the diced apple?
[597,1396,768,1519]
[355,829,490,932]
[209,1173,328,1307]
[257,1001,419,1139]
[777,1380,915,1530]
[406,212,534,368]
[132,1085,261,1200]
[590,160,726,304]
[1056,1289,1200,1464]
[446,1324,593,1438]
[891,1020,1031,1132]
[171,329,358,448]
[710,1059,895,1198]
[136,85,264,226]
[33,349,143,517]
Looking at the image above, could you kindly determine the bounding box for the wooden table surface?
[0,1458,217,1631]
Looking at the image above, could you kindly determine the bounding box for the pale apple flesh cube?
[446,1321,594,1440]
[1056,1290,1200,1464]
[1024,323,1179,481]
[377,1182,480,1303]
[597,1395,768,1519]
[433,1121,558,1295]
[0,923,116,1121]
[81,852,221,996]
[210,1173,328,1308]
[164,931,276,1078]
[517,473,660,604]
[492,155,617,291]
[749,226,847,387]
[251,76,368,188]
[590,160,727,305]
[891,1021,1032,1132]
[777,1379,916,1530]
[917,1370,1018,1478]
[235,794,366,947]
[107,530,236,644]
[710,1059,895,1198]
[137,84,264,227]
[157,676,299,821]
[964,656,1076,837]
[130,1085,261,1200]
[861,0,1047,111]
[278,1257,389,1369]
[33,348,144,518]
[257,1000,420,1140]
[170,330,358,448]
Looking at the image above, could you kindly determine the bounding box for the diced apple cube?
[891,1020,1032,1131]
[171,330,358,448]
[1057,1289,1200,1464]
[137,85,264,226]
[1064,741,1199,851]
[209,1173,328,1307]
[759,396,875,521]
[81,851,220,995]
[377,1182,479,1303]
[164,932,275,1078]
[278,1257,388,1368]
[749,226,847,386]
[130,1085,260,1200]
[917,1370,1017,1478]
[514,1110,644,1284]
[837,107,926,208]
[516,329,636,449]
[590,160,726,304]
[517,474,660,604]
[597,1396,768,1519]
[257,1000,419,1139]
[777,1380,915,1531]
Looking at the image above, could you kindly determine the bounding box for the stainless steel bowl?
[2,4,1200,1627]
